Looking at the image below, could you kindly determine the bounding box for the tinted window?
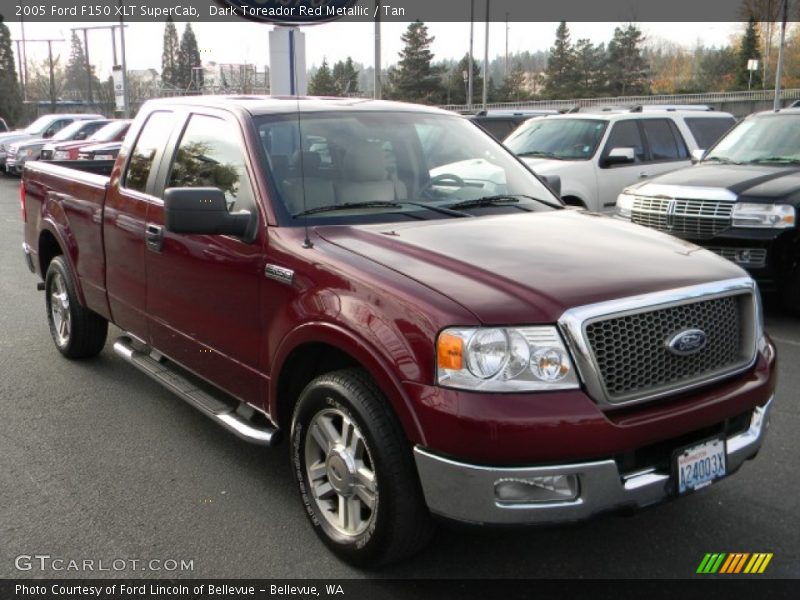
[168,114,255,213]
[475,118,517,141]
[604,120,645,163]
[685,117,736,150]
[124,111,174,193]
[641,119,682,161]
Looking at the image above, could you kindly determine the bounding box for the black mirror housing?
[164,187,253,239]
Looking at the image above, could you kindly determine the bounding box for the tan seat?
[335,142,406,204]
[281,151,336,214]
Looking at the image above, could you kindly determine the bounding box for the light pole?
[773,0,788,111]
[468,0,474,111]
[463,70,468,105]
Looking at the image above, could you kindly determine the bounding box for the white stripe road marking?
[770,335,800,347]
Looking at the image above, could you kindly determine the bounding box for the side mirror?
[541,174,561,197]
[164,187,253,239]
[43,129,55,139]
[691,148,706,163]
[604,147,636,166]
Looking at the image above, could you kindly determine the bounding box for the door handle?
[145,223,164,252]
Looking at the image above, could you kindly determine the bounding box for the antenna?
[289,27,313,249]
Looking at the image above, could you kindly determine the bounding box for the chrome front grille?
[631,196,733,239]
[558,278,759,407]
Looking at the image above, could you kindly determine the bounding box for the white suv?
[503,106,736,212]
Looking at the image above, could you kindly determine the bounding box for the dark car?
[468,109,559,140]
[617,108,800,313]
[43,120,131,161]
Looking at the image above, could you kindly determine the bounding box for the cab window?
[124,111,174,193]
[603,120,645,164]
[167,114,255,214]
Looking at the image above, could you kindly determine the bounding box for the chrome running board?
[113,336,279,446]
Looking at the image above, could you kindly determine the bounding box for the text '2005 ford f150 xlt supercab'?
[21,96,776,567]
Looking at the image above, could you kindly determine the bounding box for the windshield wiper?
[515,150,561,159]
[293,201,404,217]
[702,156,741,165]
[446,194,560,211]
[745,156,800,165]
[292,200,470,219]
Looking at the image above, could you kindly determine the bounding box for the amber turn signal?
[437,332,464,371]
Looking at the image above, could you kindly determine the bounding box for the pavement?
[0,174,797,579]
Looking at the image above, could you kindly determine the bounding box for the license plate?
[675,438,727,494]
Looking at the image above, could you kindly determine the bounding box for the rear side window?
[685,117,736,150]
[475,118,516,141]
[641,119,686,161]
[167,114,255,214]
[124,112,174,193]
[604,120,645,163]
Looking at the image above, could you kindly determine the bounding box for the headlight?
[616,192,635,218]
[53,150,70,160]
[732,203,795,228]
[436,326,580,391]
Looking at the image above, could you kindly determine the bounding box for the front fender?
[269,320,427,445]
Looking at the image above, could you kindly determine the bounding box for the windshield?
[88,121,129,142]
[504,118,607,160]
[705,114,800,164]
[255,111,560,226]
[24,116,57,135]
[51,121,93,141]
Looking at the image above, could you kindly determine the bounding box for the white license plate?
[95,155,114,160]
[676,438,727,494]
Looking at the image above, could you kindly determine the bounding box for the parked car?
[616,107,800,313]
[502,105,736,211]
[22,96,775,567]
[468,109,559,141]
[6,119,110,174]
[42,120,131,161]
[77,141,124,161]
[0,113,104,170]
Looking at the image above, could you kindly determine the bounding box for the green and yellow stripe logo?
[697,552,773,574]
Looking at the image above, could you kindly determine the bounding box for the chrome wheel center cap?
[326,446,356,495]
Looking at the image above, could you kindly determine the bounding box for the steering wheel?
[420,173,466,197]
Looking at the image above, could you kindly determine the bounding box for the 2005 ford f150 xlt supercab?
[22,96,776,567]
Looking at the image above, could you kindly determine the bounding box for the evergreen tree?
[574,39,607,97]
[64,31,95,100]
[0,16,23,126]
[544,22,579,99]
[736,17,762,89]
[332,57,359,95]
[388,21,443,103]
[177,24,203,91]
[161,17,180,88]
[445,54,483,105]
[606,24,650,96]
[497,62,530,102]
[308,59,338,96]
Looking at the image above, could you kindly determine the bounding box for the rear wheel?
[45,256,108,358]
[290,368,433,567]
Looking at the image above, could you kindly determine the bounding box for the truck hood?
[635,163,800,201]
[316,210,745,324]
[519,157,584,175]
[0,132,35,148]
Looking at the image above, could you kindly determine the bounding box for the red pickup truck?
[21,96,776,567]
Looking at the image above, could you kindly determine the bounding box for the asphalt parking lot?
[0,174,797,579]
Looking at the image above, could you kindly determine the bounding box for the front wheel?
[290,369,433,567]
[45,256,108,358]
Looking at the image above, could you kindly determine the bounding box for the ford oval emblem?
[666,329,707,356]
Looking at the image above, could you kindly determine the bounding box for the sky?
[8,21,742,78]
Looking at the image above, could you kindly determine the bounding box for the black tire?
[290,368,434,567]
[780,264,800,316]
[45,255,108,359]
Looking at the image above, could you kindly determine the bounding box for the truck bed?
[23,159,112,319]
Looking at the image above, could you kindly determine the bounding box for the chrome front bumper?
[414,395,773,525]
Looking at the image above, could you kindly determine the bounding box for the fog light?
[494,474,579,504]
